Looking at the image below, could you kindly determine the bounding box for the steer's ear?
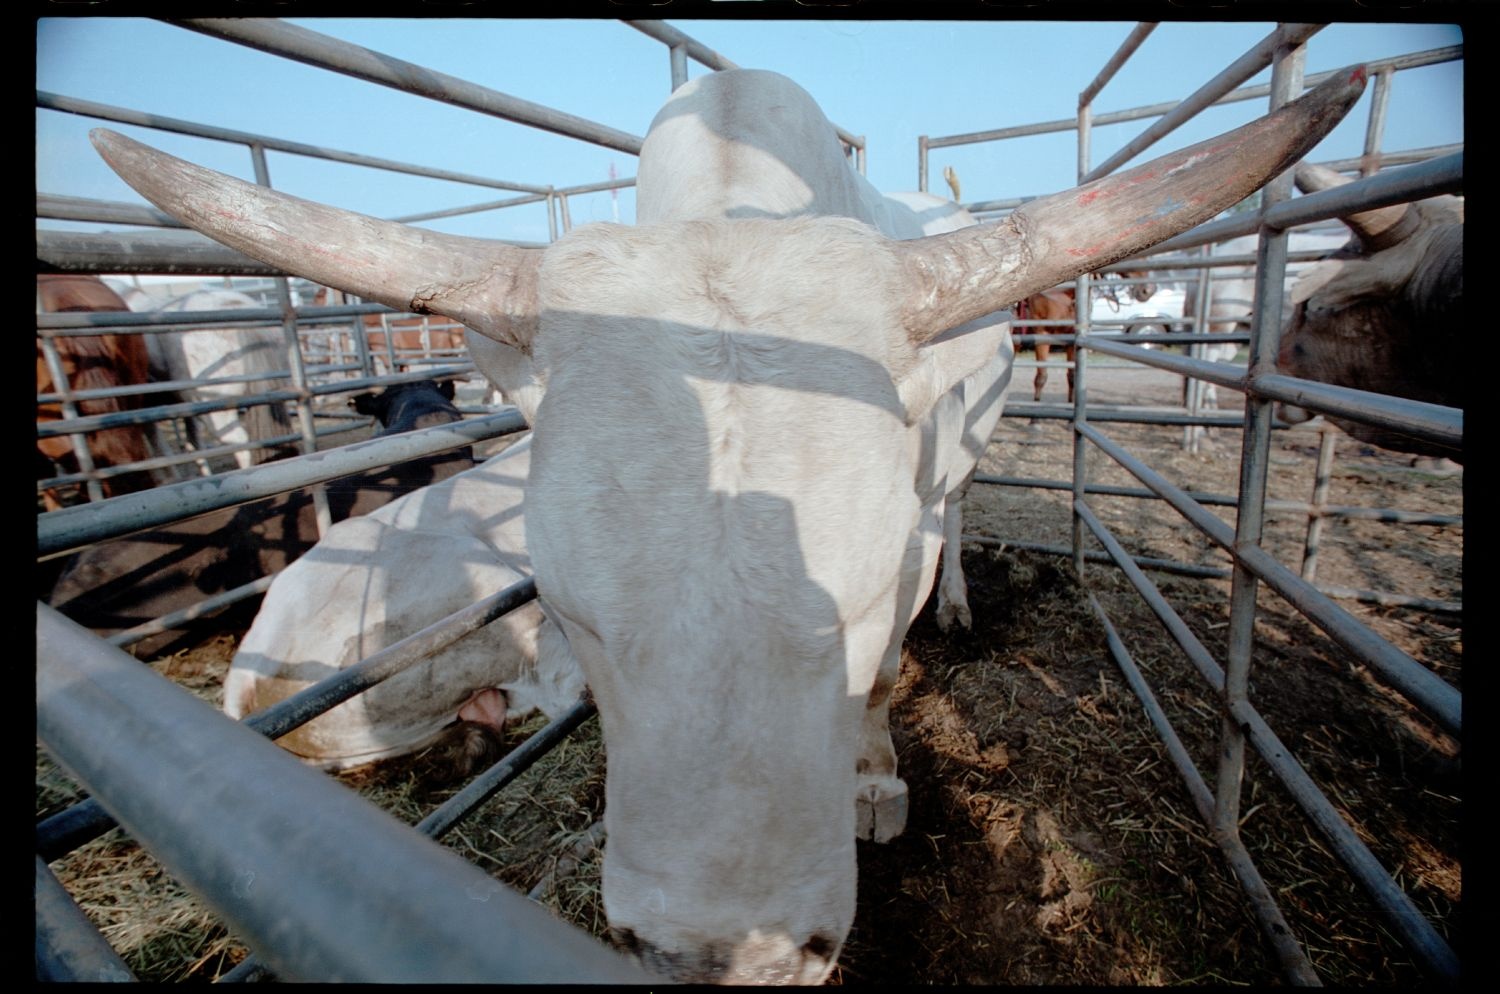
[895,312,1014,425]
[90,129,543,353]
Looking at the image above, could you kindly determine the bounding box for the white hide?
[92,61,1361,984]
[521,70,1012,983]
[125,288,291,472]
[223,434,584,769]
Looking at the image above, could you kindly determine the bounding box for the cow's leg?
[1032,339,1050,402]
[1065,342,1077,405]
[855,640,907,844]
[934,481,973,632]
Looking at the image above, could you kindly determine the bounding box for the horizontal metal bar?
[1073,502,1454,983]
[963,534,1231,580]
[231,692,598,984]
[1002,405,1256,428]
[34,855,137,982]
[1131,150,1461,259]
[1078,422,1461,736]
[1078,22,1158,108]
[36,604,653,982]
[1084,23,1324,182]
[38,90,555,195]
[37,365,476,439]
[974,473,1461,526]
[624,20,740,71]
[1309,585,1460,615]
[38,193,185,228]
[554,176,638,197]
[37,229,541,276]
[176,19,644,156]
[107,576,276,649]
[416,695,595,839]
[248,577,538,743]
[1316,142,1464,175]
[37,411,526,558]
[37,229,286,277]
[1251,372,1462,452]
[1261,152,1464,233]
[389,192,549,225]
[1225,693,1460,982]
[39,572,537,863]
[928,44,1459,151]
[1081,591,1319,986]
[971,535,1458,614]
[1076,338,1248,389]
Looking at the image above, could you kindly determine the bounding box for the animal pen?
[36,20,1461,985]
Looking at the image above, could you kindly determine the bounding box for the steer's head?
[90,65,1362,983]
[1275,161,1464,455]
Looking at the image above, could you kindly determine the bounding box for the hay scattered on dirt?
[37,364,1461,984]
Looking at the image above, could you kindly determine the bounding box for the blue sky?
[36,18,1463,247]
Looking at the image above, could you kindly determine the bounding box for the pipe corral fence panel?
[37,18,1459,985]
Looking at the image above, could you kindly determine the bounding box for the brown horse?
[1014,269,1161,403]
[1014,286,1078,403]
[36,275,159,510]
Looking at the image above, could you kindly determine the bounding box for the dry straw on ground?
[36,364,1460,984]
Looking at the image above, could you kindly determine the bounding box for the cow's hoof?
[855,777,908,843]
[935,598,972,633]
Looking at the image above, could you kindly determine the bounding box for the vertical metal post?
[546,191,559,242]
[1184,245,1214,454]
[1076,99,1093,187]
[1361,68,1393,177]
[917,136,929,193]
[559,193,573,233]
[38,335,107,503]
[856,139,866,176]
[1070,100,1095,578]
[1300,426,1338,581]
[1071,272,1091,578]
[249,142,332,536]
[1214,38,1305,840]
[669,43,688,91]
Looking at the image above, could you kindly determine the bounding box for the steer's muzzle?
[1276,401,1315,426]
[611,926,840,985]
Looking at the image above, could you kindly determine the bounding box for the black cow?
[44,380,478,657]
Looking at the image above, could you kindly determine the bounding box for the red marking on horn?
[1349,65,1367,86]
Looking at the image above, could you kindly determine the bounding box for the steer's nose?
[1276,401,1314,426]
[610,927,840,985]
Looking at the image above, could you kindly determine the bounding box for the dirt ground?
[36,360,1462,985]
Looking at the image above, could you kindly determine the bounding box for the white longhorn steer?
[93,65,1364,984]
[222,433,585,774]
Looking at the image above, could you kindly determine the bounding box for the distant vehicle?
[1089,286,1187,343]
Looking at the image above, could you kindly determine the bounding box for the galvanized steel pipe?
[36,604,653,982]
[37,411,526,558]
[177,19,645,156]
[35,856,137,982]
[1081,592,1319,987]
[37,90,552,194]
[1078,422,1460,736]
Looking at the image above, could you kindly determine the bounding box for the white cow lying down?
[97,63,1364,984]
[222,434,585,774]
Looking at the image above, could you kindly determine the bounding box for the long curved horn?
[896,66,1368,343]
[1293,160,1417,250]
[88,129,541,352]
